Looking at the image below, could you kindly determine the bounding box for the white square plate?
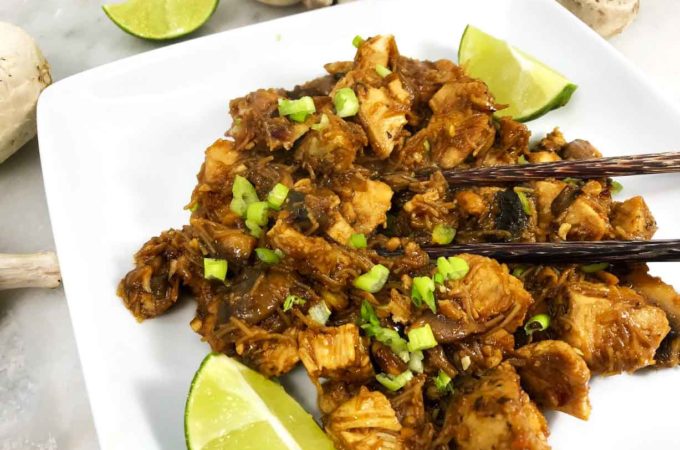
[37,0,680,448]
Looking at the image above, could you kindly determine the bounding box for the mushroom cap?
[0,22,52,164]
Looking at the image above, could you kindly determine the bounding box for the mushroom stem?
[0,252,61,290]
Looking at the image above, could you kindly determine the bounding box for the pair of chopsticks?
[410,151,680,263]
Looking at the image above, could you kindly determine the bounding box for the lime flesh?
[103,0,219,40]
[185,353,335,450]
[458,25,577,122]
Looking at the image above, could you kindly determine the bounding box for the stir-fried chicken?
[435,362,550,450]
[116,34,676,450]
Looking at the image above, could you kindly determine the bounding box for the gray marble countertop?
[1,1,679,449]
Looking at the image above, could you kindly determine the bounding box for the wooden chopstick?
[391,240,680,264]
[416,151,680,185]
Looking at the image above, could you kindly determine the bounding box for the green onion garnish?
[360,300,380,327]
[376,370,413,391]
[437,256,469,281]
[433,273,444,285]
[203,258,228,281]
[563,177,581,185]
[434,370,452,392]
[611,180,623,194]
[245,219,263,238]
[518,155,528,165]
[246,201,269,227]
[230,175,259,217]
[283,294,306,312]
[352,35,364,48]
[411,276,436,313]
[353,264,390,293]
[408,350,424,373]
[364,326,410,361]
[189,202,199,213]
[581,262,609,273]
[308,301,331,325]
[333,88,359,118]
[512,265,528,278]
[524,313,550,335]
[431,224,456,245]
[407,324,438,352]
[310,113,329,131]
[375,64,392,78]
[348,233,367,249]
[277,96,316,123]
[514,188,533,216]
[255,248,281,264]
[267,183,289,210]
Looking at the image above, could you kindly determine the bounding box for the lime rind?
[458,25,577,122]
[103,0,220,41]
[185,353,334,450]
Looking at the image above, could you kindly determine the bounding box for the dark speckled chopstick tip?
[402,240,680,264]
[417,152,680,185]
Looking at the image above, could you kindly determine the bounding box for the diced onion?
[353,264,390,293]
[203,258,228,282]
[407,324,438,352]
[267,183,289,210]
[278,96,316,122]
[431,224,456,245]
[309,301,331,325]
[348,233,367,249]
[255,248,281,264]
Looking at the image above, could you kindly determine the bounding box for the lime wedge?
[458,25,577,122]
[102,0,219,41]
[185,353,335,450]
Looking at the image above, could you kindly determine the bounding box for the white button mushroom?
[0,22,52,164]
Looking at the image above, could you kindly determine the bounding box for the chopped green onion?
[611,180,623,194]
[437,256,469,281]
[518,155,528,165]
[408,350,424,373]
[423,139,431,153]
[434,370,452,392]
[278,96,316,123]
[411,276,436,313]
[348,233,367,249]
[362,324,409,360]
[310,113,329,131]
[375,64,392,78]
[360,300,380,327]
[524,313,550,335]
[309,301,331,325]
[407,324,438,352]
[563,177,581,185]
[512,265,528,278]
[246,201,269,227]
[283,294,306,312]
[376,370,413,391]
[581,262,609,273]
[333,88,359,118]
[230,175,259,217]
[514,188,533,216]
[353,264,390,293]
[188,202,199,213]
[432,224,456,245]
[255,248,281,264]
[203,258,228,281]
[245,219,263,238]
[433,273,444,285]
[352,35,364,48]
[267,183,289,210]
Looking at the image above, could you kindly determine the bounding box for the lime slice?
[102,0,219,41]
[458,25,577,122]
[185,353,335,450]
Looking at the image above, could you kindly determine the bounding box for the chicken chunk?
[555,190,611,241]
[440,254,533,333]
[428,80,495,115]
[298,324,374,381]
[357,85,408,159]
[515,340,591,420]
[435,362,550,450]
[294,112,367,173]
[231,320,300,377]
[623,265,680,330]
[334,175,394,235]
[118,229,197,320]
[552,281,670,373]
[326,387,404,450]
[610,196,657,240]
